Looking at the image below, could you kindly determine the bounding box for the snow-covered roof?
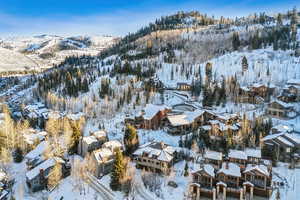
[143,104,169,120]
[270,100,293,109]
[26,157,64,181]
[204,150,223,161]
[287,79,300,86]
[167,114,191,126]
[276,136,294,147]
[200,125,211,131]
[93,148,114,163]
[245,148,261,159]
[23,130,47,145]
[186,109,205,122]
[217,162,241,177]
[228,149,247,160]
[193,164,215,177]
[102,140,122,151]
[92,130,107,139]
[82,136,98,145]
[283,134,300,145]
[272,124,293,133]
[244,164,269,177]
[25,141,48,160]
[262,132,285,141]
[133,142,175,162]
[66,112,84,121]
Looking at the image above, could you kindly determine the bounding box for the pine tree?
[13,147,23,163]
[232,32,240,51]
[110,149,126,191]
[205,62,212,83]
[242,56,248,73]
[184,161,189,177]
[124,125,139,155]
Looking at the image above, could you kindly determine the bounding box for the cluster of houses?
[125,103,243,144]
[239,83,275,104]
[0,170,11,200]
[78,130,123,178]
[261,124,300,162]
[22,102,85,128]
[189,148,272,200]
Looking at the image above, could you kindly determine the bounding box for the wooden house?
[216,162,243,199]
[204,150,223,169]
[243,164,272,198]
[228,150,248,169]
[189,164,217,199]
[177,82,192,91]
[133,142,176,174]
[266,100,296,119]
[92,140,123,177]
[140,104,170,130]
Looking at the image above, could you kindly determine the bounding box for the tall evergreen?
[123,124,139,155]
[110,149,126,191]
[232,32,241,51]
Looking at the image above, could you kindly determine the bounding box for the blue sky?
[0,0,299,37]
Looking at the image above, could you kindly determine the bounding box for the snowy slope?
[156,48,300,88]
[0,47,38,72]
[0,35,116,73]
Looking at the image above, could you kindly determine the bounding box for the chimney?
[225,160,229,169]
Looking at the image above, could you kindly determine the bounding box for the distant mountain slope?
[0,35,117,74]
[0,47,38,73]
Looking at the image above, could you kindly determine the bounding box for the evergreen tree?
[123,124,139,155]
[184,162,189,177]
[110,149,126,191]
[232,32,241,51]
[242,56,248,73]
[205,62,212,83]
[13,147,23,163]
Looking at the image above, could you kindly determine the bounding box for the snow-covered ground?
[0,35,116,73]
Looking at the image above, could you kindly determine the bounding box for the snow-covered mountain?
[0,35,117,74]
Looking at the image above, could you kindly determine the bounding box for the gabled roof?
[217,162,241,177]
[244,164,269,177]
[143,104,169,120]
[245,148,261,159]
[167,114,191,126]
[193,164,215,177]
[93,148,114,163]
[133,142,175,162]
[26,157,65,181]
[228,149,247,160]
[204,150,223,161]
[270,100,293,109]
[287,79,300,86]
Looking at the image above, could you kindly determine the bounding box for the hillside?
[0,35,117,74]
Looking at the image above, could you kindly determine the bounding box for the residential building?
[25,157,69,192]
[133,142,176,174]
[78,130,108,156]
[203,150,223,169]
[266,100,296,119]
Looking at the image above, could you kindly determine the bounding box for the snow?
[228,149,248,160]
[93,148,113,163]
[143,104,169,120]
[204,150,223,161]
[245,148,261,159]
[25,158,56,181]
[193,164,215,177]
[133,142,175,162]
[217,162,241,177]
[276,136,295,147]
[25,141,48,160]
[82,135,98,145]
[244,164,269,176]
[102,140,122,151]
[167,114,191,126]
